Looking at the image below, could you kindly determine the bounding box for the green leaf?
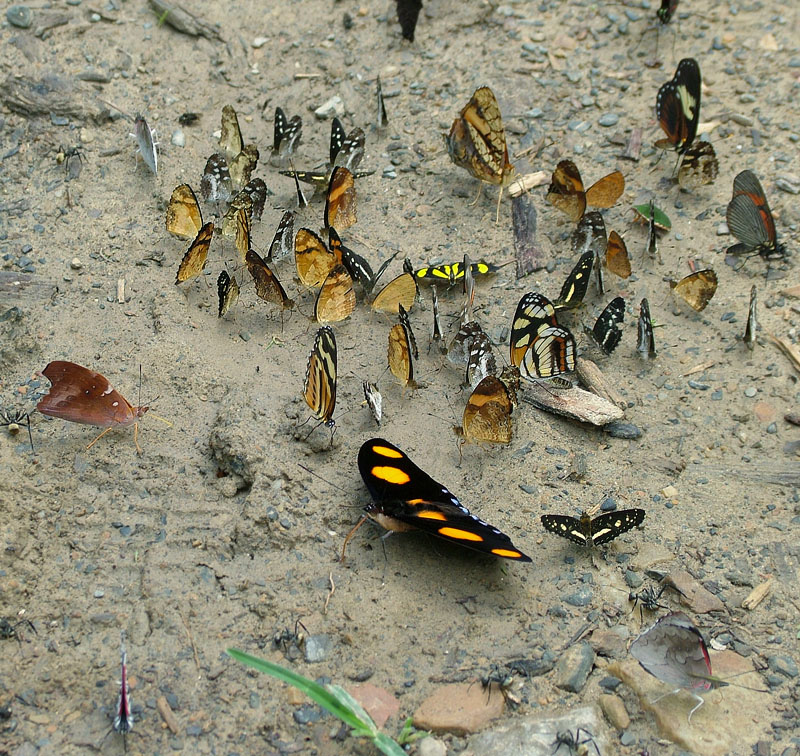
[633,203,672,230]
[327,685,378,735]
[372,732,409,756]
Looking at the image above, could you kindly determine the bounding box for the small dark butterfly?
[743,284,757,350]
[554,251,594,311]
[591,297,625,354]
[200,153,232,203]
[376,76,388,129]
[637,297,657,359]
[726,170,786,259]
[396,0,422,41]
[541,509,645,547]
[655,58,701,155]
[273,106,302,157]
[217,271,239,318]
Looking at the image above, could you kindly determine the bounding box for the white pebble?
[252,36,268,48]
[70,258,83,270]
[171,129,185,147]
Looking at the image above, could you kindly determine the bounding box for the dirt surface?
[1,1,799,755]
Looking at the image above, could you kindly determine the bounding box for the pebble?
[6,4,32,28]
[766,423,777,434]
[717,223,730,236]
[418,738,447,756]
[604,421,642,439]
[413,682,504,735]
[70,258,82,270]
[601,497,616,511]
[171,130,185,147]
[564,586,592,607]
[304,634,332,663]
[252,36,268,48]
[776,177,800,195]
[767,654,799,678]
[314,95,345,119]
[598,113,619,127]
[598,693,630,730]
[620,730,636,746]
[293,704,323,724]
[553,642,595,692]
[744,387,757,397]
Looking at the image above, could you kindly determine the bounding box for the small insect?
[552,727,601,755]
[0,701,11,720]
[178,112,201,126]
[56,145,85,179]
[0,408,34,453]
[629,584,668,616]
[272,620,308,658]
[477,663,516,703]
[113,632,134,747]
[0,616,36,642]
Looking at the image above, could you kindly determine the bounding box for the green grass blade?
[372,732,409,756]
[226,648,367,733]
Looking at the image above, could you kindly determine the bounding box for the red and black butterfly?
[655,58,701,154]
[726,170,786,259]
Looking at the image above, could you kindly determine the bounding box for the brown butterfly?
[165,184,203,240]
[303,326,337,428]
[454,375,514,448]
[670,269,717,312]
[388,305,419,389]
[677,141,718,190]
[37,361,149,453]
[217,270,240,318]
[315,264,356,324]
[245,248,294,310]
[546,159,625,222]
[606,230,631,279]
[324,167,357,232]
[371,261,417,314]
[176,222,214,284]
[220,105,259,190]
[295,228,340,287]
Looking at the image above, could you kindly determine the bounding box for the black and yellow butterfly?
[217,271,239,318]
[414,261,499,286]
[353,438,531,561]
[554,251,594,311]
[510,293,576,381]
[655,58,701,155]
[541,509,645,547]
[303,326,337,427]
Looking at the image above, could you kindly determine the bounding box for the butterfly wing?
[229,144,259,192]
[220,104,244,159]
[165,184,202,239]
[655,58,701,153]
[460,376,512,445]
[325,167,357,231]
[606,230,631,278]
[637,298,657,359]
[217,271,239,317]
[744,285,757,349]
[334,128,365,172]
[396,0,422,41]
[671,269,718,311]
[246,249,293,309]
[541,514,589,546]
[200,153,232,203]
[588,509,645,545]
[592,296,625,354]
[371,272,417,313]
[555,251,594,311]
[358,439,530,560]
[584,170,625,209]
[315,264,356,324]
[520,326,576,381]
[388,323,414,386]
[176,222,214,284]
[37,361,140,427]
[295,228,338,287]
[546,159,586,222]
[677,142,718,190]
[303,327,337,425]
[509,292,559,367]
[268,211,295,261]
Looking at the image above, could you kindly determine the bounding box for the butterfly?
[37,361,149,453]
[303,326,337,428]
[363,381,382,425]
[447,86,515,220]
[465,326,497,389]
[655,58,701,154]
[630,611,727,723]
[637,297,657,359]
[272,106,302,158]
[447,321,488,367]
[165,184,203,240]
[670,269,717,312]
[324,166,357,232]
[295,228,340,287]
[744,284,757,350]
[217,270,240,318]
[245,249,294,310]
[591,297,625,354]
[133,114,158,175]
[388,304,419,388]
[414,260,499,286]
[454,375,513,448]
[268,211,295,262]
[376,75,388,129]
[232,206,251,263]
[315,264,356,324]
[726,170,786,259]
[657,0,679,23]
[351,438,531,561]
[633,202,671,232]
[571,212,607,295]
[554,251,594,311]
[220,105,259,190]
[370,263,417,314]
[113,632,133,738]
[221,182,263,237]
[541,508,645,547]
[606,230,631,279]
[396,0,422,41]
[175,222,214,284]
[546,160,625,222]
[645,199,660,260]
[238,178,268,223]
[200,153,232,204]
[677,141,718,190]
[429,284,446,354]
[510,292,576,382]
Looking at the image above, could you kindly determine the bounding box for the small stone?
[293,704,323,724]
[314,95,345,119]
[304,634,333,663]
[413,683,504,735]
[620,730,636,746]
[418,737,447,756]
[744,387,757,398]
[93,589,105,598]
[252,36,268,48]
[767,654,799,678]
[766,422,777,434]
[667,568,725,613]
[598,113,619,127]
[717,222,730,236]
[7,5,33,28]
[70,258,83,270]
[350,683,400,729]
[753,402,776,423]
[171,130,185,147]
[604,421,642,439]
[564,586,593,607]
[554,642,595,693]
[660,485,677,498]
[590,627,629,659]
[598,693,630,730]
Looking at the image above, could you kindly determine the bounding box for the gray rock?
[304,634,333,663]
[7,5,32,28]
[554,642,595,692]
[598,113,619,127]
[314,95,345,119]
[604,421,642,439]
[564,585,593,607]
[767,654,798,678]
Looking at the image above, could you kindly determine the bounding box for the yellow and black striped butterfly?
[166,184,203,240]
[217,270,239,318]
[670,269,717,312]
[454,375,513,448]
[315,264,356,324]
[546,160,625,222]
[414,261,499,286]
[541,509,645,547]
[510,293,576,381]
[554,251,594,311]
[245,248,294,310]
[175,222,214,284]
[388,304,419,388]
[354,438,531,561]
[303,326,337,427]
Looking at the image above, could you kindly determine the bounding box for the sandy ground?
[1,0,799,754]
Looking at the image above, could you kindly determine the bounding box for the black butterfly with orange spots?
[354,439,531,561]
